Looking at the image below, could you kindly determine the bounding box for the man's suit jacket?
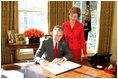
[34,38,73,63]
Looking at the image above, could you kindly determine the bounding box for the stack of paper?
[1,70,24,78]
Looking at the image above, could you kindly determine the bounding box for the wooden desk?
[8,43,40,63]
[1,58,116,78]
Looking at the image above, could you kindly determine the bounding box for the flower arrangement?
[24,29,45,38]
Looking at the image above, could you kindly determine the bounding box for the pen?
[57,63,61,66]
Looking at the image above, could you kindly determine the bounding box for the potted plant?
[24,29,45,43]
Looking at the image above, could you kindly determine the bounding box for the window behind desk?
[18,0,48,59]
[74,1,100,54]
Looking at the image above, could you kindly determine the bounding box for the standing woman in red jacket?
[62,7,87,58]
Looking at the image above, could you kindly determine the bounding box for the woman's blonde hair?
[69,7,81,18]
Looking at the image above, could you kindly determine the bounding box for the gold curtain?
[1,1,18,64]
[48,1,73,33]
[98,1,114,53]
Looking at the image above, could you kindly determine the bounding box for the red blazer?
[62,20,87,57]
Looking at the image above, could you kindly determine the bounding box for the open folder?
[40,61,82,75]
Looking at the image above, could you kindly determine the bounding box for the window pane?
[19,1,48,53]
[74,1,99,53]
[74,1,98,12]
[82,14,86,24]
[19,12,46,33]
[19,0,45,11]
[74,1,87,11]
[90,1,98,11]
[91,14,97,25]
[87,14,98,51]
[74,1,81,7]
[87,30,97,51]
[82,1,86,11]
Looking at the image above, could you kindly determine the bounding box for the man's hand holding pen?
[39,58,64,66]
[51,58,64,64]
[39,60,49,66]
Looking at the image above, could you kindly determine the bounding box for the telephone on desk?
[88,53,112,63]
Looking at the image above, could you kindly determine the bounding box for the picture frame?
[15,33,26,44]
[7,30,16,43]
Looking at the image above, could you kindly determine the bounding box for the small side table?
[8,43,40,63]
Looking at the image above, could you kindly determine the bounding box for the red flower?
[24,29,45,38]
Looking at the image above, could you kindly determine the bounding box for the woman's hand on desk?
[39,60,49,66]
[84,55,88,59]
[51,58,64,64]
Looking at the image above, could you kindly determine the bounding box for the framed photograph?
[15,33,26,44]
[7,30,16,43]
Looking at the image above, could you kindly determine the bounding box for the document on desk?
[40,61,82,75]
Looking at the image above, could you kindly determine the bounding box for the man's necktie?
[54,43,57,58]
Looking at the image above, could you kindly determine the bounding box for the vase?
[29,37,40,43]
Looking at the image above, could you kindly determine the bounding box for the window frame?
[73,1,101,53]
[18,1,48,58]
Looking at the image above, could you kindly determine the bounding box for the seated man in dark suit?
[34,25,73,66]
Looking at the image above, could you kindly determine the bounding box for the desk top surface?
[1,58,116,78]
